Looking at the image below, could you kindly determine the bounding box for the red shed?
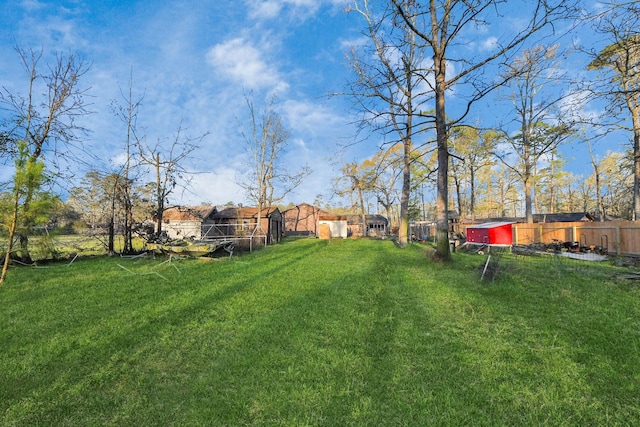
[466,222,513,245]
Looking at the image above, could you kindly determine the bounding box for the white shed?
[161,206,217,240]
[318,214,348,239]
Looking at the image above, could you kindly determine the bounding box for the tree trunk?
[18,234,32,264]
[588,141,606,222]
[454,172,463,218]
[434,50,450,260]
[633,109,640,221]
[524,174,533,223]
[358,183,368,238]
[549,152,556,214]
[155,198,164,237]
[124,191,133,253]
[398,137,411,247]
[523,124,534,223]
[0,190,21,283]
[470,168,476,222]
[108,189,116,255]
[108,217,115,255]
[155,155,164,237]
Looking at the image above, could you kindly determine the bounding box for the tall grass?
[1,238,639,425]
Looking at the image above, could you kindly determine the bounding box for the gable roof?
[213,207,281,219]
[283,203,332,217]
[318,213,348,221]
[283,202,315,212]
[163,205,216,221]
[345,214,389,225]
[532,212,595,223]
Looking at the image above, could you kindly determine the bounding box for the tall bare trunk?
[435,54,450,259]
[632,109,640,221]
[398,136,411,247]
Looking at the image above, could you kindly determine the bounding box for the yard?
[1,238,639,425]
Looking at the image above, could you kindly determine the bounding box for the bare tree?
[348,0,442,247]
[138,122,205,238]
[389,0,577,259]
[238,94,311,237]
[587,3,640,219]
[535,150,571,214]
[0,46,89,279]
[587,140,606,221]
[334,161,372,236]
[109,75,143,254]
[363,145,403,227]
[496,45,577,223]
[449,126,496,221]
[601,150,634,218]
[346,0,431,248]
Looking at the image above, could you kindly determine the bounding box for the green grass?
[1,238,639,426]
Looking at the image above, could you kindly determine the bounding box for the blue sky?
[1,0,359,206]
[0,0,623,208]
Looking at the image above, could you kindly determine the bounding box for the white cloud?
[340,35,369,51]
[247,0,283,20]
[559,89,601,123]
[20,0,45,12]
[246,0,348,22]
[282,99,344,138]
[181,169,246,206]
[206,37,287,91]
[481,36,498,51]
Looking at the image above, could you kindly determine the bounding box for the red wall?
[467,223,513,245]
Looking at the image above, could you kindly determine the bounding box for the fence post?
[538,224,543,244]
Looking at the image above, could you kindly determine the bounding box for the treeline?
[334,137,633,228]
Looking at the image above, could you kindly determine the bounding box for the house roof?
[463,212,599,225]
[531,212,595,223]
[213,206,281,219]
[163,205,216,221]
[284,203,333,217]
[346,214,389,225]
[319,213,348,221]
[283,202,314,212]
[467,221,514,229]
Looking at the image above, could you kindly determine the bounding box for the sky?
[0,0,625,210]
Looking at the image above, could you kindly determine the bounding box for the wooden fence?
[459,221,640,256]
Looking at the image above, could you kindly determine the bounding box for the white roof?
[468,221,514,229]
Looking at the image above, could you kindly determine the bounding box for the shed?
[210,207,282,245]
[318,213,348,239]
[346,214,389,237]
[466,222,513,245]
[283,203,331,236]
[160,205,217,240]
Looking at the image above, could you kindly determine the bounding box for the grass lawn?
[1,238,639,426]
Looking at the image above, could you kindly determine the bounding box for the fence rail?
[199,223,267,252]
[459,221,640,256]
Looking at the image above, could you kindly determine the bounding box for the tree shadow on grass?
[1,239,329,425]
[195,242,497,425]
[437,253,640,425]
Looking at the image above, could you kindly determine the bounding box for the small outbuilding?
[283,203,331,236]
[466,222,513,246]
[210,206,283,246]
[346,214,389,237]
[318,213,348,239]
[160,205,217,240]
